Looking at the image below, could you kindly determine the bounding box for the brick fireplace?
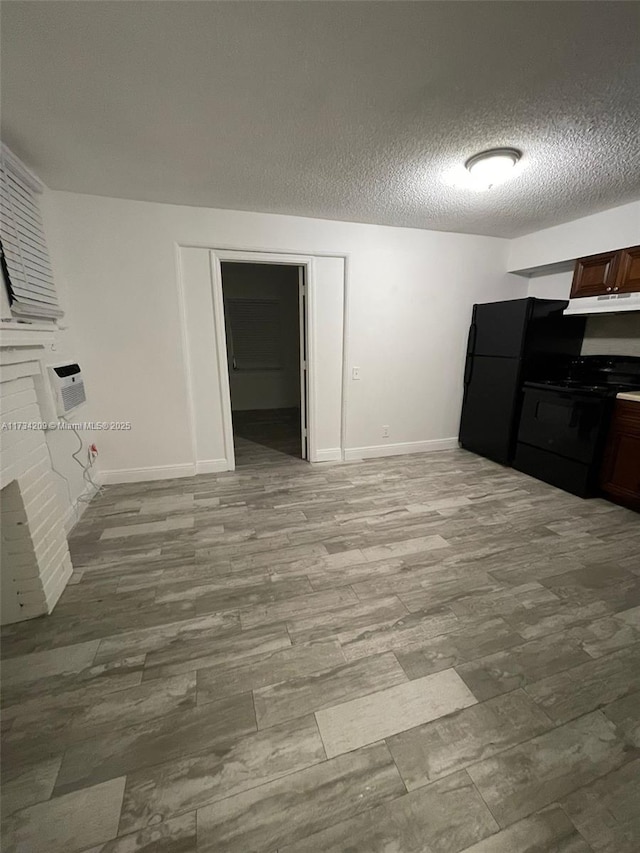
[0,334,73,624]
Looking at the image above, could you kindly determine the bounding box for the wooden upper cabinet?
[570,251,619,298]
[570,244,640,298]
[615,245,640,293]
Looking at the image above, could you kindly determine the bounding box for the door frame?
[298,266,308,461]
[210,250,316,470]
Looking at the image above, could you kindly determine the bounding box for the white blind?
[226,298,282,370]
[0,148,63,319]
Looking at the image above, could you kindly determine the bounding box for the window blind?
[0,147,63,319]
[226,298,282,370]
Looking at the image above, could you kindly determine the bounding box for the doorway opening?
[220,262,308,468]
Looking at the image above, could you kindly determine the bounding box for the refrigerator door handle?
[464,353,473,387]
[464,322,477,388]
[466,322,477,356]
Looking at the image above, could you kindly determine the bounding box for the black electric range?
[513,356,640,497]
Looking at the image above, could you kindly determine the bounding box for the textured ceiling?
[2,1,640,238]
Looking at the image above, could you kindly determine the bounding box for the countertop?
[616,391,640,402]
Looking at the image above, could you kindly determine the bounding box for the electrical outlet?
[382,425,390,438]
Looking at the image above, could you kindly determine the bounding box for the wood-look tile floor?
[233,408,303,467]
[2,445,640,853]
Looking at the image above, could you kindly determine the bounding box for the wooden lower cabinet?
[600,400,640,511]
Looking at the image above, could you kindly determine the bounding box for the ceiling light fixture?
[464,148,521,189]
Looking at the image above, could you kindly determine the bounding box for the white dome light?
[465,148,521,189]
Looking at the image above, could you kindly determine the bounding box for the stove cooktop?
[524,378,640,396]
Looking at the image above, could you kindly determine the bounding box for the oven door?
[517,386,611,464]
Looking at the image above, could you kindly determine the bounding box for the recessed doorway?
[178,247,344,474]
[220,261,308,468]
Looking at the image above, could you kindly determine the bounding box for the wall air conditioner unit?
[564,291,640,316]
[47,363,86,416]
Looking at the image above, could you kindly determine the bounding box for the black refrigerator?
[459,298,585,465]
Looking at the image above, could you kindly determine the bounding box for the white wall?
[526,271,572,300]
[21,189,101,529]
[308,256,345,460]
[0,185,98,527]
[44,191,523,479]
[508,200,640,273]
[222,263,300,412]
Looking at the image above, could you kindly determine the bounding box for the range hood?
[564,291,640,316]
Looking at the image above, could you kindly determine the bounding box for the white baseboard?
[312,448,343,463]
[78,442,458,486]
[100,463,197,485]
[100,458,232,485]
[344,437,459,462]
[63,472,104,532]
[196,458,230,474]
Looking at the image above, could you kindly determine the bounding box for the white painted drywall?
[42,194,195,483]
[221,263,300,412]
[308,256,345,459]
[43,190,524,480]
[508,200,640,273]
[23,188,102,528]
[526,271,572,300]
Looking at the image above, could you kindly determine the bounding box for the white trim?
[195,458,229,474]
[100,458,231,484]
[298,266,308,460]
[209,252,237,471]
[340,255,351,455]
[0,321,56,335]
[100,463,197,484]
[304,257,318,462]
[180,241,345,260]
[344,438,459,461]
[215,250,313,266]
[209,249,319,466]
[174,244,199,473]
[0,326,55,349]
[177,246,347,473]
[313,448,343,463]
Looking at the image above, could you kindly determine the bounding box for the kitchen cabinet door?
[615,245,640,293]
[570,251,619,298]
[600,400,640,511]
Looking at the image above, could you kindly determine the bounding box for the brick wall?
[0,345,73,624]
